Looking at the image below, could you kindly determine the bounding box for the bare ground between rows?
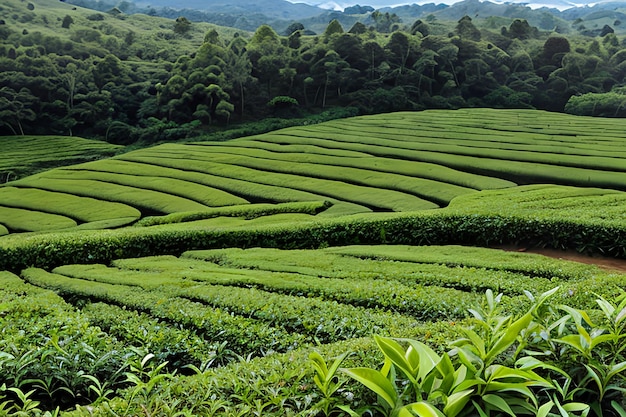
[494,245,626,274]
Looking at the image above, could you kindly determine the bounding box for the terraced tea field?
[1,108,625,235]
[0,135,122,182]
[1,109,626,416]
[5,244,626,415]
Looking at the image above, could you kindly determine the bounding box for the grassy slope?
[0,0,244,54]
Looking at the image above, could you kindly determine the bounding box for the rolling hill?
[1,108,625,235]
[1,108,626,415]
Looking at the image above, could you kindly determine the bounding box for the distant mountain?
[63,0,626,35]
[404,0,567,29]
[134,0,325,20]
[289,0,626,11]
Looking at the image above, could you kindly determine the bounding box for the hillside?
[0,135,122,181]
[0,0,242,49]
[1,108,626,415]
[5,0,626,141]
[1,108,625,236]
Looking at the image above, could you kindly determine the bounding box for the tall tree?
[0,86,36,135]
[247,25,289,98]
[455,16,481,41]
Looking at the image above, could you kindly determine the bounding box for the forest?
[2,0,626,143]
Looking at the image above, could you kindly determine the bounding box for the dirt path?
[497,246,626,274]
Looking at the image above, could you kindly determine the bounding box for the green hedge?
[120,151,437,211]
[119,154,371,214]
[200,140,516,190]
[0,135,122,179]
[0,186,141,222]
[47,261,433,342]
[27,168,246,208]
[262,131,626,189]
[9,176,211,214]
[63,159,250,206]
[326,244,599,280]
[22,268,307,355]
[145,145,477,206]
[0,271,127,410]
[1,200,625,273]
[0,205,77,232]
[80,302,221,368]
[135,201,331,227]
[182,247,555,296]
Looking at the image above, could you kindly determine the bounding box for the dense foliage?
[2,2,626,413]
[3,0,626,141]
[1,244,626,415]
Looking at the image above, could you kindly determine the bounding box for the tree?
[600,24,614,37]
[348,22,367,35]
[206,83,233,124]
[565,90,626,117]
[311,50,349,107]
[456,16,481,41]
[0,86,36,135]
[93,54,129,91]
[369,11,401,33]
[61,15,73,29]
[247,25,289,98]
[437,44,460,87]
[288,31,301,49]
[385,31,419,84]
[363,41,386,82]
[173,17,191,36]
[203,29,221,45]
[332,34,368,71]
[541,36,570,66]
[284,22,304,36]
[324,19,344,40]
[225,47,254,117]
[413,50,438,97]
[410,20,430,37]
[506,19,536,40]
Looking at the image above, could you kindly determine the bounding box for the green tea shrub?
[0,186,141,223]
[0,135,121,179]
[0,205,77,232]
[81,302,225,369]
[313,288,626,417]
[10,176,212,214]
[21,268,307,355]
[327,244,599,280]
[0,272,128,411]
[135,201,330,227]
[183,247,554,297]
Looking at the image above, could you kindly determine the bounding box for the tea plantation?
[1,109,626,416]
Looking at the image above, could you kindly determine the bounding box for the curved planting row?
[0,135,122,180]
[1,184,625,274]
[4,244,626,414]
[3,109,626,235]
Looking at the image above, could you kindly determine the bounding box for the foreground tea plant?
[314,287,626,416]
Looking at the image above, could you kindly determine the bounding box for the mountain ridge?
[75,0,626,35]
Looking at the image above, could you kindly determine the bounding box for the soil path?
[497,246,626,274]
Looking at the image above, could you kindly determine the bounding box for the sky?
[284,0,425,10]
[284,0,594,10]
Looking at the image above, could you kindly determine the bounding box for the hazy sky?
[284,0,423,10]
[284,0,592,10]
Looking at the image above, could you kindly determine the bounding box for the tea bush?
[313,288,626,417]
